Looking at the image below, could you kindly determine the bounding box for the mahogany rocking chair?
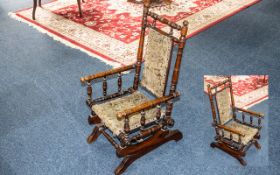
[207,76,264,166]
[80,0,188,174]
[32,0,84,20]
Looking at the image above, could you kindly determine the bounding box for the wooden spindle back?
[133,0,188,98]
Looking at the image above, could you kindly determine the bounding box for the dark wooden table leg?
[32,0,37,20]
[77,0,83,17]
[39,0,42,7]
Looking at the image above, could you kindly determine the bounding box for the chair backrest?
[132,0,188,97]
[207,76,236,125]
[141,27,173,97]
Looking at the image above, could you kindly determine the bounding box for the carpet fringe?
[8,12,121,68]
[242,96,269,109]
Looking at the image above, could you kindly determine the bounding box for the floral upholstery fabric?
[141,28,172,97]
[92,91,161,135]
[216,88,233,124]
[220,120,258,145]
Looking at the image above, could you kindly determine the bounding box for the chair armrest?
[117,92,180,119]
[217,124,245,137]
[80,64,135,83]
[235,107,264,118]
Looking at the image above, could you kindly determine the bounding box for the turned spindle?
[118,132,130,147]
[124,117,130,134]
[238,135,242,144]
[250,116,253,125]
[102,77,107,96]
[165,101,174,127]
[87,81,92,101]
[215,127,219,137]
[242,113,245,123]
[229,132,233,145]
[118,73,122,93]
[140,111,146,130]
[156,105,161,121]
[165,101,173,118]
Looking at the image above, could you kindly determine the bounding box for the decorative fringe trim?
[8,12,121,68]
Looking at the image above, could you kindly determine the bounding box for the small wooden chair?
[207,76,264,166]
[80,0,188,174]
[32,0,84,20]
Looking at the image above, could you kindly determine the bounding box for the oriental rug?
[204,75,269,109]
[10,0,260,66]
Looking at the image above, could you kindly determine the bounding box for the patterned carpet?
[10,0,260,66]
[2,0,279,174]
[204,75,268,108]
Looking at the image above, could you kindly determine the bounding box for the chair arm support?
[235,107,264,118]
[80,64,135,83]
[217,124,245,137]
[117,92,180,119]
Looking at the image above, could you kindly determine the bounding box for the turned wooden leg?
[87,127,101,144]
[254,140,261,149]
[77,0,83,17]
[115,155,139,175]
[32,0,37,20]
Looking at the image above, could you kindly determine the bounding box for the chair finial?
[181,20,189,37]
[183,20,189,27]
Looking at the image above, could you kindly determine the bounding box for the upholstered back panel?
[216,87,233,124]
[141,28,173,97]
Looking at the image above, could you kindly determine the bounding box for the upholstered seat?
[221,120,258,145]
[92,91,161,135]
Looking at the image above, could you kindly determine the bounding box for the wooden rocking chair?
[207,76,264,166]
[80,0,188,174]
[32,0,84,20]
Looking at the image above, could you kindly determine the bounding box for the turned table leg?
[77,0,83,17]
[32,0,37,20]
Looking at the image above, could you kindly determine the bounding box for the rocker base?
[115,129,183,175]
[210,141,247,166]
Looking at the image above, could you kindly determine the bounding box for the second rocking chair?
[80,0,189,174]
[207,76,264,166]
